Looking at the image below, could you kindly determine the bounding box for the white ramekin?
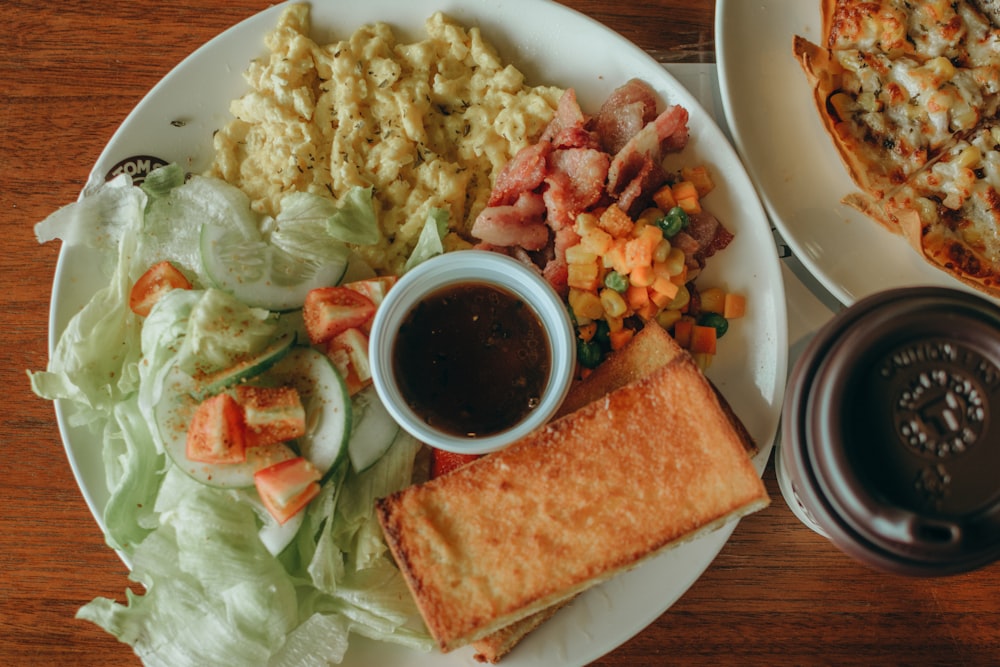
[368,250,575,455]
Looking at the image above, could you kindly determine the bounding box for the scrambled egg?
[209,3,563,274]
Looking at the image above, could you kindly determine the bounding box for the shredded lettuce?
[32,165,432,665]
[174,288,278,376]
[403,208,448,273]
[277,187,380,246]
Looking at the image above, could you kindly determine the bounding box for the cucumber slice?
[190,332,295,401]
[200,223,348,312]
[155,365,297,488]
[238,489,305,556]
[348,386,401,473]
[263,347,351,479]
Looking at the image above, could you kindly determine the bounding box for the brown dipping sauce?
[392,281,551,437]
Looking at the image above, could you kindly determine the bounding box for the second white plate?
[716,0,980,306]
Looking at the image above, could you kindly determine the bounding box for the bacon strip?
[471,192,550,250]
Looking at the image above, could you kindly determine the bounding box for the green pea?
[697,312,729,338]
[656,206,689,238]
[594,319,611,348]
[603,270,629,293]
[576,338,603,368]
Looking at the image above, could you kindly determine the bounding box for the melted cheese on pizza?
[828,0,999,66]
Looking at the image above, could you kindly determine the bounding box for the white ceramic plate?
[716,0,984,306]
[49,1,787,665]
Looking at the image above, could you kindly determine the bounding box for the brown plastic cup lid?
[782,287,1000,576]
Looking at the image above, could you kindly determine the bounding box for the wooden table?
[2,1,997,665]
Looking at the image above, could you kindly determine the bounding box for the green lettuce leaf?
[277,187,380,246]
[402,208,448,273]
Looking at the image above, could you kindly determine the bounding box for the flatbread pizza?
[795,0,1000,294]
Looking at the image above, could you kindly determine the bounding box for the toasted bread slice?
[471,324,755,662]
[376,349,769,653]
[560,324,756,454]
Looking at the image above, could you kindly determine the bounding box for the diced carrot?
[681,165,715,197]
[649,288,673,309]
[609,328,635,351]
[598,205,635,238]
[677,196,702,215]
[652,184,677,211]
[724,292,747,319]
[699,287,726,314]
[624,239,652,272]
[636,300,659,321]
[651,275,680,301]
[606,239,629,274]
[605,314,625,332]
[690,324,718,354]
[577,321,597,342]
[629,263,655,287]
[626,283,650,310]
[673,318,694,348]
[672,180,699,202]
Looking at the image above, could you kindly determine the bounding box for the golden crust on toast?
[376,347,769,653]
[472,325,757,662]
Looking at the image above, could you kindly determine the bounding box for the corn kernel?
[579,227,614,255]
[653,239,672,263]
[567,261,600,290]
[600,288,628,318]
[655,308,683,329]
[565,244,597,265]
[575,212,600,235]
[699,287,726,313]
[568,288,604,321]
[663,247,686,276]
[665,284,691,311]
[636,207,663,227]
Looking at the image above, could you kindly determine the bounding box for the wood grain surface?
[2,1,997,665]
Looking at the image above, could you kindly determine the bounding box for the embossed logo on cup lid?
[780,287,1000,576]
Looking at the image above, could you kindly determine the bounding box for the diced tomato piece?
[130,261,192,317]
[343,276,398,333]
[326,327,372,395]
[343,275,398,306]
[254,457,322,524]
[430,449,482,479]
[326,347,366,396]
[334,327,371,378]
[234,385,306,448]
[186,393,247,464]
[303,287,376,345]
